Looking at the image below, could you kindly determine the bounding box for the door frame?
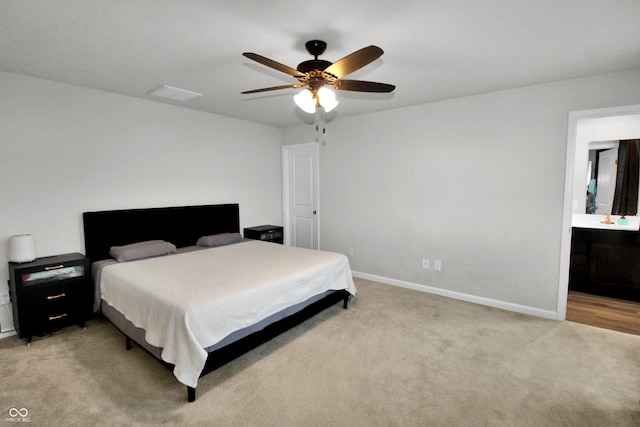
[559,103,640,320]
[282,142,320,248]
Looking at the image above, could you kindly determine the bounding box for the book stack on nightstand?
[8,253,93,345]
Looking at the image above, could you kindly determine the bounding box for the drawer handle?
[47,293,66,300]
[49,313,68,321]
[44,264,65,271]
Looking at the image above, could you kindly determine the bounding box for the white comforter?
[100,240,356,388]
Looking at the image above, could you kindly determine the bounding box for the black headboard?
[83,203,240,263]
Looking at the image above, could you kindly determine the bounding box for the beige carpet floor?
[1,278,639,426]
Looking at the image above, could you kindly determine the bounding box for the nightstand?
[243,225,284,244]
[8,252,93,345]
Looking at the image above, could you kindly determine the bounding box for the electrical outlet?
[0,292,10,305]
[422,258,430,269]
[348,247,354,256]
[434,260,442,271]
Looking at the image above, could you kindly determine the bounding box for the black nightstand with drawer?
[8,252,93,345]
[243,225,284,244]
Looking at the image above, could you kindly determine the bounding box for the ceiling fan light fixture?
[294,87,339,114]
[294,88,317,114]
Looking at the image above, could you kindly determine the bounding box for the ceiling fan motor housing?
[297,59,337,86]
[297,59,332,73]
[298,41,336,86]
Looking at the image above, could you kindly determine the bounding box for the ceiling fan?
[241,40,395,114]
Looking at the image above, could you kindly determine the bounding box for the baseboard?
[0,330,16,340]
[0,302,16,339]
[352,271,560,321]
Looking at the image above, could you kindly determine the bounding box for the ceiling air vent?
[147,85,202,102]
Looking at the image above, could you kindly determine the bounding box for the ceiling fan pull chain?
[315,108,327,146]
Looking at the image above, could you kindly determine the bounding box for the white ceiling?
[2,0,640,128]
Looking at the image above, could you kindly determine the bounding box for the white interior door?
[282,143,319,249]
[595,148,618,214]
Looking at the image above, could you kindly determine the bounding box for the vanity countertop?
[572,214,639,231]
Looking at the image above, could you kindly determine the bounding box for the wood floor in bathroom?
[566,292,640,336]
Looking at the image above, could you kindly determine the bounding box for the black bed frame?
[82,203,349,402]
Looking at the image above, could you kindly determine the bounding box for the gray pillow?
[196,232,242,247]
[109,240,177,262]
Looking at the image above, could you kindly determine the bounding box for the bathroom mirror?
[572,114,640,216]
[585,140,639,215]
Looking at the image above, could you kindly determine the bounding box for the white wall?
[0,71,283,297]
[283,68,640,318]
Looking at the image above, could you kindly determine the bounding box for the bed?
[82,203,356,402]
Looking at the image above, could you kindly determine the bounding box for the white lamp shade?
[9,234,36,263]
[293,89,316,114]
[317,87,338,112]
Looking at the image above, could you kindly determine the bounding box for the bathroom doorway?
[559,104,640,323]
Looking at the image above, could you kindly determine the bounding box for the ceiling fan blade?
[241,84,304,94]
[333,80,395,93]
[243,53,305,78]
[322,46,384,79]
